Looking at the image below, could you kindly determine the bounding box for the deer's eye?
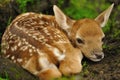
[76,38,84,44]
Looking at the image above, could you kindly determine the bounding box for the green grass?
[61,0,110,19]
[0,77,9,80]
[0,72,9,80]
[7,16,12,26]
[16,0,34,12]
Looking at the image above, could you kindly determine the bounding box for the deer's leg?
[59,55,83,76]
[38,56,61,80]
[23,56,40,75]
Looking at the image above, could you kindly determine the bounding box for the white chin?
[90,58,102,62]
[89,54,104,62]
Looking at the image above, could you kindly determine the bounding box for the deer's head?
[53,4,114,61]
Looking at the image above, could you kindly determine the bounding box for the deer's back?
[1,12,70,67]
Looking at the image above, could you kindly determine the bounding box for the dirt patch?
[80,52,120,80]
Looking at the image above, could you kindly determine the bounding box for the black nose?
[95,54,102,59]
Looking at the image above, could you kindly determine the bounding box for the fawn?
[1,12,83,80]
[1,4,113,80]
[53,4,114,61]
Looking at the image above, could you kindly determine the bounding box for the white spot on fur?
[39,57,58,69]
[51,23,54,26]
[11,56,15,60]
[14,46,17,51]
[13,60,16,63]
[32,46,35,49]
[37,49,44,56]
[24,41,29,45]
[53,48,65,61]
[29,49,32,53]
[56,40,68,44]
[31,21,37,25]
[28,33,32,36]
[45,22,49,24]
[30,53,33,56]
[33,72,39,75]
[1,42,6,46]
[20,46,28,51]
[9,35,13,39]
[23,13,31,16]
[39,14,43,18]
[6,45,9,50]
[28,44,32,47]
[6,55,10,58]
[39,21,44,24]
[45,44,51,48]
[2,50,6,54]
[24,57,33,68]
[39,57,49,69]
[18,42,22,46]
[17,58,23,63]
[22,38,26,41]
[11,47,15,51]
[33,33,40,36]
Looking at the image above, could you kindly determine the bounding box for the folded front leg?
[38,56,61,80]
[59,49,83,76]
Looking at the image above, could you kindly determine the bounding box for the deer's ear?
[53,5,75,33]
[95,3,114,27]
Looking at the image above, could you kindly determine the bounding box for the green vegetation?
[79,61,90,79]
[57,0,64,8]
[16,0,34,12]
[62,0,111,19]
[64,0,97,19]
[53,76,75,80]
[0,77,8,80]
[0,72,9,80]
[7,16,12,26]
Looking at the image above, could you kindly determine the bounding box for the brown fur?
[53,4,114,61]
[1,12,83,80]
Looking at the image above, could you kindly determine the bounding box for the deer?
[1,13,83,80]
[1,3,113,80]
[53,4,114,62]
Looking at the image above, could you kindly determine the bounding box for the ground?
[79,49,120,80]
